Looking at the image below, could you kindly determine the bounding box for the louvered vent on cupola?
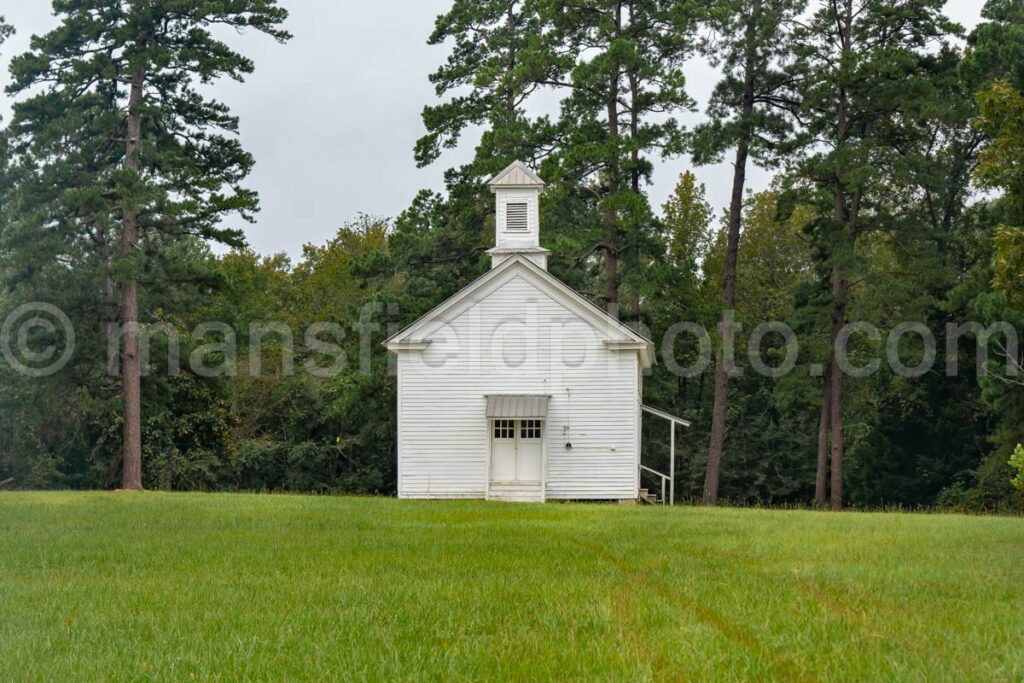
[505,202,529,231]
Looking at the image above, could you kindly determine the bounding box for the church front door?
[491,419,543,482]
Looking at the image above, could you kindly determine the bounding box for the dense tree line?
[0,0,1022,511]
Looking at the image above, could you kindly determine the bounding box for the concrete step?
[488,481,544,503]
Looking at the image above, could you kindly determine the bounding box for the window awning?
[485,395,550,419]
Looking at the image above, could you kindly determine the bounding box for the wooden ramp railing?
[638,465,670,505]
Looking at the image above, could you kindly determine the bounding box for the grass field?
[0,493,1022,681]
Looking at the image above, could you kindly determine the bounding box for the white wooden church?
[385,161,687,503]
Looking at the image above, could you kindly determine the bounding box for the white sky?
[0,1,984,259]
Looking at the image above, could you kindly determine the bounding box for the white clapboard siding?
[397,275,640,500]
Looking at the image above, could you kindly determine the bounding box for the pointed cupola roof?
[487,160,545,190]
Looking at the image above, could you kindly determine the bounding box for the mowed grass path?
[0,493,1021,681]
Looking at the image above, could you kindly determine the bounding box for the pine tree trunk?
[603,1,622,319]
[628,30,640,199]
[815,363,831,504]
[827,2,853,512]
[704,361,729,504]
[827,183,850,511]
[626,24,642,330]
[828,268,847,511]
[504,1,517,111]
[120,63,146,491]
[630,289,641,331]
[703,46,755,505]
[604,246,619,318]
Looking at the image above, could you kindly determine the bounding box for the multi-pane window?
[493,419,542,439]
[494,419,515,439]
[520,419,542,439]
[505,202,528,231]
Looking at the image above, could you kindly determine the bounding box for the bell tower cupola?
[486,160,549,270]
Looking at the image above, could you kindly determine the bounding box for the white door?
[516,419,543,481]
[491,419,517,482]
[490,419,544,483]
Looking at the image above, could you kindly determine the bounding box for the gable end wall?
[396,275,639,500]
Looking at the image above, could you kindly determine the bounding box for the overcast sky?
[0,2,983,259]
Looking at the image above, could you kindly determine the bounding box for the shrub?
[1010,444,1024,492]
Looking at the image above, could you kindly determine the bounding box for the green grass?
[1,493,1022,681]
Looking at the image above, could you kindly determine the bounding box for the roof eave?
[383,339,431,352]
[605,340,655,368]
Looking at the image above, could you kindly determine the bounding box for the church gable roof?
[384,255,653,366]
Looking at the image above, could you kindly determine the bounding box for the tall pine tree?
[3,0,289,489]
[546,0,698,317]
[691,0,806,505]
[788,0,959,509]
[416,0,563,174]
[402,0,567,309]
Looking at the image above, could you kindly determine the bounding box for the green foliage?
[195,217,398,494]
[691,0,806,167]
[1011,444,1024,491]
[661,171,713,270]
[963,0,1024,90]
[4,0,291,247]
[703,188,813,322]
[992,226,1024,309]
[416,0,561,170]
[975,80,1024,215]
[705,189,818,503]
[642,173,714,485]
[974,81,1024,310]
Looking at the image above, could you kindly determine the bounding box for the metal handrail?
[638,464,670,505]
[640,405,688,506]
